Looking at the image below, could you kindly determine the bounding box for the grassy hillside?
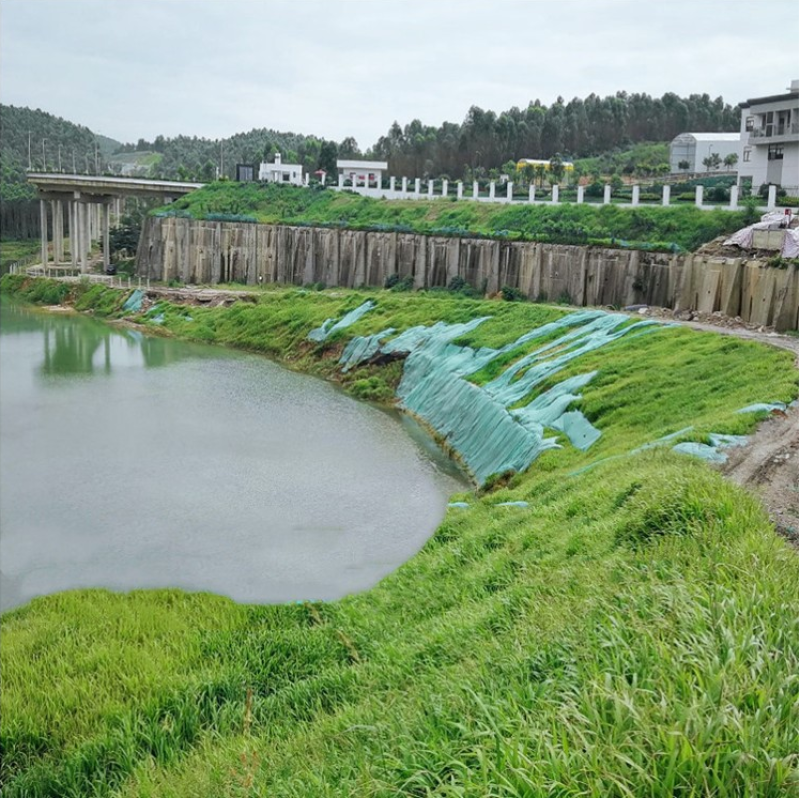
[1,276,798,797]
[154,182,752,251]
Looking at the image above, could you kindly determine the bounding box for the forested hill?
[0,105,121,202]
[135,128,342,183]
[372,91,740,178]
[1,90,740,192]
[130,90,742,182]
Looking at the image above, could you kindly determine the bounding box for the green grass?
[151,182,750,251]
[0,238,40,273]
[1,278,797,797]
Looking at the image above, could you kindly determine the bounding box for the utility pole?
[28,131,32,170]
[58,144,62,172]
[94,142,99,174]
[219,140,224,180]
[42,139,47,171]
[73,150,77,173]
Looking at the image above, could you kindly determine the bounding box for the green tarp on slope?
[332,309,659,484]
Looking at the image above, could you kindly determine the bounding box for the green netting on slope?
[340,330,396,372]
[482,314,658,406]
[737,402,787,414]
[308,300,375,342]
[337,309,658,484]
[121,289,146,313]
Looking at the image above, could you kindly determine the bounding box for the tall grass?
[1,280,797,796]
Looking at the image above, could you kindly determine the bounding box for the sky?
[1,0,798,149]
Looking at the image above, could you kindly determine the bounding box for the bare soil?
[720,404,799,545]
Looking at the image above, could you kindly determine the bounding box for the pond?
[0,300,466,611]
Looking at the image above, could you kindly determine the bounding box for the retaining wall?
[137,217,799,331]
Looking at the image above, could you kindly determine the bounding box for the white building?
[258,153,303,185]
[669,132,741,174]
[737,80,799,197]
[336,159,388,188]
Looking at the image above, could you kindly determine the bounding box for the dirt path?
[719,405,799,545]
[635,308,798,543]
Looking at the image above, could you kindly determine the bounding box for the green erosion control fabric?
[333,309,660,484]
[121,289,146,313]
[308,300,376,342]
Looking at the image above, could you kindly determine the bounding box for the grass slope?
[153,182,752,251]
[1,276,798,797]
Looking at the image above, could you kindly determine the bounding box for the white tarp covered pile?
[724,210,798,258]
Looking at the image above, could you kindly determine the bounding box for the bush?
[501,285,526,302]
[384,273,414,292]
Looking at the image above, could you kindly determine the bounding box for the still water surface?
[0,300,465,611]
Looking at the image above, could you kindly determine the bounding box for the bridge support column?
[69,200,77,268]
[79,202,89,273]
[39,200,48,268]
[103,203,111,271]
[51,200,64,263]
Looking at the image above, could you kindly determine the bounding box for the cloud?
[1,0,797,147]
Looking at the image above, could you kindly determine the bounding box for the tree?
[520,163,536,187]
[549,153,565,185]
[317,140,338,177]
[723,153,739,170]
[338,137,361,159]
[678,159,691,172]
[702,152,722,172]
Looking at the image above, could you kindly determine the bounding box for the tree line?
[372,91,739,179]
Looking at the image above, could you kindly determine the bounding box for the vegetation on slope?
[1,277,797,797]
[154,182,751,251]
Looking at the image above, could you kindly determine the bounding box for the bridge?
[26,173,204,273]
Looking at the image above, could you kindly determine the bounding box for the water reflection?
[1,301,192,377]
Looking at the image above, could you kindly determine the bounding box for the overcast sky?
[1,0,798,149]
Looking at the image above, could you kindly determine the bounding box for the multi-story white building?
[738,80,799,196]
[669,133,741,174]
[258,153,304,185]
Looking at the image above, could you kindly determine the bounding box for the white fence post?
[767,184,777,210]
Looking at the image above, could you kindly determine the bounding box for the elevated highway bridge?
[26,173,204,272]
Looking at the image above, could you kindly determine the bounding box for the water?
[0,300,466,611]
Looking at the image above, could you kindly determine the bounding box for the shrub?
[500,285,526,302]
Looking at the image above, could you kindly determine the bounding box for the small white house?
[259,153,303,185]
[669,133,741,174]
[336,159,388,188]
